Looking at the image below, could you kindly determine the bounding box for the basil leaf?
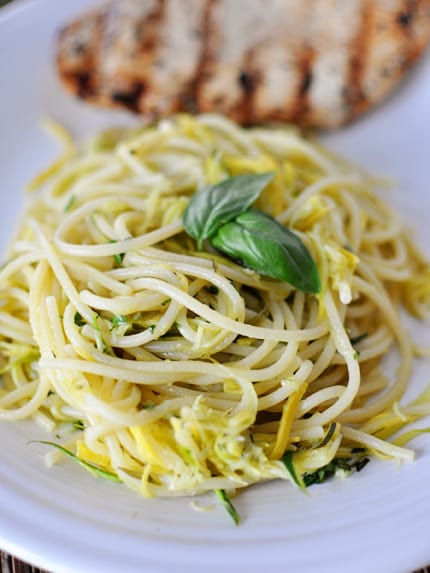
[211,209,321,293]
[183,172,274,249]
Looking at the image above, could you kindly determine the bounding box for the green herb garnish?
[215,488,240,525]
[183,172,274,250]
[354,457,370,472]
[108,240,125,266]
[204,284,219,295]
[211,208,320,293]
[92,313,110,354]
[283,446,370,489]
[31,441,121,483]
[303,456,370,487]
[182,174,320,293]
[114,252,125,266]
[111,314,128,328]
[350,332,368,346]
[64,194,76,212]
[316,422,337,448]
[138,401,156,410]
[74,312,86,327]
[282,450,306,491]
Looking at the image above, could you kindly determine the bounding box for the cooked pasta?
[1,114,430,504]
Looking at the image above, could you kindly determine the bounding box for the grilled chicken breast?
[56,0,430,129]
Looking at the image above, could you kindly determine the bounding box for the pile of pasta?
[1,113,430,501]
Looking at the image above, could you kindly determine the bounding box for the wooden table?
[1,548,429,573]
[0,553,49,573]
[1,549,430,573]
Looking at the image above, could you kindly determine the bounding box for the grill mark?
[238,71,254,93]
[82,10,108,98]
[109,0,166,113]
[89,9,110,100]
[75,72,93,98]
[186,0,218,114]
[111,83,145,111]
[397,0,416,29]
[138,0,166,55]
[57,9,107,99]
[345,0,372,116]
[397,0,421,64]
[235,49,262,125]
[290,46,315,123]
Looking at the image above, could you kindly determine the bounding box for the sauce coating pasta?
[1,114,429,504]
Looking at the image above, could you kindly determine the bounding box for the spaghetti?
[0,114,429,502]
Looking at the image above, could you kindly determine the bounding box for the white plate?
[1,2,430,572]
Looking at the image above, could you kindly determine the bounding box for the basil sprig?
[183,173,321,293]
[183,172,274,249]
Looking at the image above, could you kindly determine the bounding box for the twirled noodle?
[1,113,430,502]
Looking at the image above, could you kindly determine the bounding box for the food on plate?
[0,114,430,521]
[56,0,430,129]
